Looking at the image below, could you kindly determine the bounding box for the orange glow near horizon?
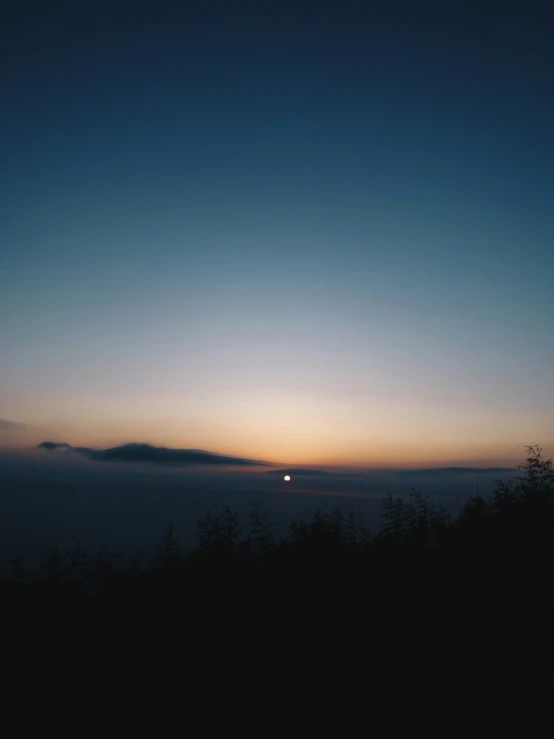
[1,396,552,470]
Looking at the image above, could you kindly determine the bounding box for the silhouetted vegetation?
[2,447,553,736]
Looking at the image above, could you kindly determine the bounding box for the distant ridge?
[266,468,328,476]
[397,466,517,476]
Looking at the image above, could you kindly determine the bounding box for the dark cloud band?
[37,441,267,467]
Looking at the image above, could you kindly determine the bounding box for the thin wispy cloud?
[0,420,26,431]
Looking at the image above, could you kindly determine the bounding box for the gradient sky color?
[1,1,553,467]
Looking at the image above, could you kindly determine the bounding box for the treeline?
[2,447,553,737]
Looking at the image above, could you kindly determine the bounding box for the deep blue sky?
[1,0,553,466]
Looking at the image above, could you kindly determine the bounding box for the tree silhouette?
[152,524,183,571]
[196,505,241,557]
[244,500,275,558]
[518,444,554,501]
[379,490,449,548]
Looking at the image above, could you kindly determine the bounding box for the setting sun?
[284,475,291,482]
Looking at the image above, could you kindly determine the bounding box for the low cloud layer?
[37,441,268,467]
[37,441,71,451]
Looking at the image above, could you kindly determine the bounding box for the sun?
[284,475,291,482]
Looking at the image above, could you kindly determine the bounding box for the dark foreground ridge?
[3,446,553,737]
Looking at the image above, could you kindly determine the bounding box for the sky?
[1,0,553,468]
